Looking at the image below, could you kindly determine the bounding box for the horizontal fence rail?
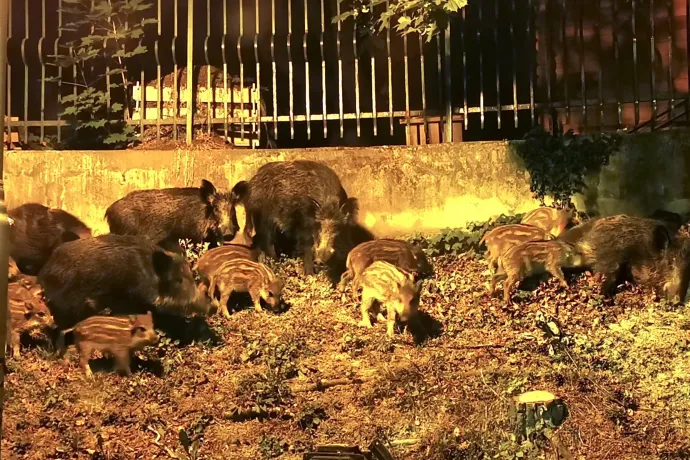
[3,0,690,150]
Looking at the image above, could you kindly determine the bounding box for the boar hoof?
[12,346,20,358]
[84,366,94,379]
[253,303,264,312]
[358,319,373,329]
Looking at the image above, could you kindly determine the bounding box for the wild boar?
[558,214,687,300]
[490,240,585,303]
[8,256,19,281]
[8,203,92,275]
[37,234,212,329]
[6,279,56,358]
[353,261,423,337]
[339,238,432,291]
[521,206,576,237]
[196,244,259,286]
[56,311,159,377]
[105,179,238,249]
[231,160,359,275]
[480,224,555,274]
[208,259,283,317]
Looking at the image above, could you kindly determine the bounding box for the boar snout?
[314,246,336,264]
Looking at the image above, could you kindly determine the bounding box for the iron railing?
[4,0,690,149]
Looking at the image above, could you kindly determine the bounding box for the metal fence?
[4,0,690,149]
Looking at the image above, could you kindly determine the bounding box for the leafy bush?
[407,213,524,257]
[513,126,622,207]
[47,0,156,148]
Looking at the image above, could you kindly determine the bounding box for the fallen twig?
[290,375,377,393]
[147,425,184,459]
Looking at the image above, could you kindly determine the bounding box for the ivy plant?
[513,126,622,208]
[334,0,468,42]
[46,0,156,148]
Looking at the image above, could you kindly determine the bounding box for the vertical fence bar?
[649,0,657,127]
[7,0,12,146]
[403,34,410,140]
[386,0,393,135]
[444,27,452,142]
[561,0,570,123]
[528,0,535,125]
[21,0,28,142]
[288,0,294,139]
[596,0,603,129]
[419,36,427,143]
[172,0,179,140]
[270,0,277,137]
[686,0,689,122]
[320,0,327,138]
[222,0,228,142]
[667,0,674,115]
[371,1,378,136]
[139,33,145,139]
[237,0,245,143]
[353,7,361,137]
[579,0,586,128]
[477,1,484,129]
[544,0,554,129]
[155,0,162,140]
[632,0,640,126]
[254,0,262,146]
[494,0,501,129]
[303,0,311,139]
[510,0,517,127]
[336,0,344,138]
[0,0,11,438]
[205,0,211,135]
[613,0,622,125]
[460,9,468,129]
[186,0,194,145]
[39,0,46,142]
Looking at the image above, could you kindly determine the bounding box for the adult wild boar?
[105,180,237,249]
[37,234,212,329]
[232,160,359,275]
[559,214,690,301]
[9,203,92,276]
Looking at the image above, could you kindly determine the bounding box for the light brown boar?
[490,240,585,303]
[208,259,283,317]
[353,261,423,337]
[196,244,259,286]
[56,311,159,378]
[521,207,576,237]
[480,224,555,274]
[6,279,56,358]
[339,239,432,291]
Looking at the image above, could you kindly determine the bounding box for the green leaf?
[84,119,107,129]
[60,106,77,116]
[110,103,124,112]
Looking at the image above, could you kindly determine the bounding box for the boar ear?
[230,180,250,203]
[340,197,359,222]
[152,249,174,276]
[200,179,217,203]
[60,230,81,244]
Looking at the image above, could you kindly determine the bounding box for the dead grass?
[3,253,690,459]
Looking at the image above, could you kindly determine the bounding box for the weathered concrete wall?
[3,130,690,237]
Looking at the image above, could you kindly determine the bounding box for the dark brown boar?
[7,280,56,358]
[480,224,555,273]
[490,240,585,303]
[648,209,684,235]
[105,179,237,249]
[8,203,92,275]
[37,234,212,329]
[208,259,283,317]
[196,244,259,286]
[521,207,576,237]
[353,261,423,337]
[558,214,683,299]
[629,236,690,304]
[56,311,159,377]
[232,160,359,276]
[339,239,432,291]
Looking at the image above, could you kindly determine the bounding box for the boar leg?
[302,246,315,276]
[504,275,519,303]
[249,285,263,312]
[257,224,278,260]
[218,289,234,318]
[358,290,375,328]
[113,349,133,376]
[9,331,20,358]
[489,271,506,297]
[338,270,354,292]
[386,304,397,337]
[548,264,570,289]
[78,343,94,378]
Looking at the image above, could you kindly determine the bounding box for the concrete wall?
[3,130,690,237]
